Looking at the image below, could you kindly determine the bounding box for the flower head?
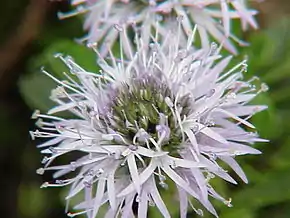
[61,0,259,55]
[32,31,267,217]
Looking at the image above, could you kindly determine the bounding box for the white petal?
[48,102,78,114]
[37,137,64,148]
[127,154,141,194]
[92,178,106,218]
[166,156,205,168]
[66,180,85,200]
[136,146,168,157]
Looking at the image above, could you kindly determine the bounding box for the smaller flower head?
[61,0,259,55]
[32,30,267,217]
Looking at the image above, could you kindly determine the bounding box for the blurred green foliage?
[1,1,290,218]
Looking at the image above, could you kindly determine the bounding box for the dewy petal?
[148,176,171,218]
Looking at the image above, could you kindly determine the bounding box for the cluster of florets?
[32,26,268,217]
[60,0,259,55]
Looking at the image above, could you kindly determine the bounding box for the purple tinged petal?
[214,108,256,129]
[127,154,141,194]
[190,168,208,201]
[136,146,168,157]
[121,194,135,218]
[231,1,258,29]
[162,165,199,199]
[221,0,230,36]
[184,129,200,154]
[154,1,174,13]
[200,140,262,156]
[219,155,248,183]
[197,25,210,51]
[222,94,256,106]
[104,209,116,218]
[78,156,107,166]
[199,156,237,185]
[201,198,218,217]
[198,123,229,144]
[118,159,156,197]
[174,5,193,35]
[84,186,93,218]
[210,56,233,77]
[48,102,78,114]
[92,178,106,218]
[66,180,86,200]
[107,165,118,210]
[227,142,262,155]
[176,185,188,218]
[225,105,268,116]
[138,190,149,218]
[148,176,171,218]
[37,137,64,148]
[166,156,206,168]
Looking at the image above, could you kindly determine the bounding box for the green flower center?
[108,76,191,156]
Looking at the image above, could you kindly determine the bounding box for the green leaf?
[28,40,98,80]
[19,71,56,111]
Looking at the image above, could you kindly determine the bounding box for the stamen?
[67,210,92,217]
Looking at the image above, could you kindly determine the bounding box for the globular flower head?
[32,31,268,218]
[61,0,259,55]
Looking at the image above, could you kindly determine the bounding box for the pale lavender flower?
[60,0,259,55]
[32,31,267,218]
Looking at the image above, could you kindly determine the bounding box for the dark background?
[1,0,290,217]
